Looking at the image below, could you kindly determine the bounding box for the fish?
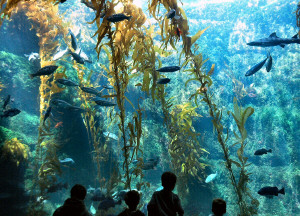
[205,171,217,183]
[97,197,122,210]
[176,27,182,38]
[24,52,40,61]
[59,158,75,164]
[247,32,300,48]
[69,29,78,51]
[102,84,114,89]
[47,182,68,193]
[52,48,69,61]
[81,0,96,10]
[157,78,171,84]
[90,203,96,215]
[56,78,79,87]
[1,108,21,118]
[258,186,285,198]
[103,131,118,140]
[43,106,52,124]
[55,121,63,128]
[2,95,10,110]
[254,148,272,156]
[91,188,106,201]
[265,52,273,72]
[80,86,102,97]
[156,66,180,72]
[94,99,116,107]
[51,99,84,112]
[70,50,85,64]
[75,49,92,63]
[106,13,132,23]
[166,9,176,19]
[142,157,159,170]
[29,65,58,79]
[245,57,268,76]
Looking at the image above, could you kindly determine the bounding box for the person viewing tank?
[209,198,226,216]
[147,171,184,216]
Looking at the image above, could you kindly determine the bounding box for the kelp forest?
[0,0,299,216]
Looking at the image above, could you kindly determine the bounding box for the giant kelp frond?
[1,138,29,166]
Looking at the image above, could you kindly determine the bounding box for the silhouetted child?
[118,190,145,216]
[147,171,184,216]
[53,184,91,216]
[209,198,226,216]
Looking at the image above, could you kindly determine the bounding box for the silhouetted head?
[212,198,226,216]
[124,190,140,210]
[161,171,177,192]
[70,184,87,200]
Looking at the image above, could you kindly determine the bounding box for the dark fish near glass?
[80,86,102,97]
[166,9,176,19]
[1,108,21,118]
[69,29,77,51]
[56,78,79,87]
[29,65,58,79]
[265,52,273,72]
[106,13,132,23]
[43,106,52,124]
[156,66,180,72]
[258,186,285,198]
[245,57,268,76]
[157,78,171,84]
[254,148,272,156]
[70,51,85,64]
[94,99,116,107]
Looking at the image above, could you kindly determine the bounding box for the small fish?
[1,108,21,118]
[265,52,273,72]
[157,78,171,84]
[254,148,272,156]
[80,86,102,97]
[56,78,79,87]
[54,121,63,128]
[2,95,10,110]
[51,99,84,112]
[94,99,116,107]
[53,48,69,61]
[258,186,285,198]
[59,158,75,164]
[90,203,96,215]
[103,131,118,140]
[24,52,39,61]
[102,84,114,89]
[166,9,176,19]
[47,182,68,193]
[142,157,159,170]
[43,106,52,124]
[69,29,78,51]
[205,171,217,183]
[29,65,58,79]
[245,57,268,76]
[98,197,122,210]
[70,50,85,64]
[156,66,180,72]
[60,0,67,3]
[176,27,182,38]
[106,13,132,23]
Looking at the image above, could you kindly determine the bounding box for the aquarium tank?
[0,0,299,215]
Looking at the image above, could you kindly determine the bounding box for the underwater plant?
[1,137,29,166]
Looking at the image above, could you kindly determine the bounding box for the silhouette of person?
[209,198,226,216]
[53,184,91,216]
[147,171,184,216]
[118,190,145,216]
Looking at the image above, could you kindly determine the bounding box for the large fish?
[106,13,132,23]
[80,86,102,97]
[247,32,300,48]
[157,78,171,84]
[254,148,272,156]
[51,99,84,112]
[94,99,116,107]
[205,171,217,183]
[52,48,69,61]
[258,186,285,198]
[156,66,180,72]
[1,108,21,118]
[29,65,58,79]
[56,78,79,87]
[70,50,85,64]
[245,57,268,76]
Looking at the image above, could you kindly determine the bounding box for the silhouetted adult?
[209,198,226,216]
[147,171,184,216]
[53,184,91,216]
[118,190,145,216]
